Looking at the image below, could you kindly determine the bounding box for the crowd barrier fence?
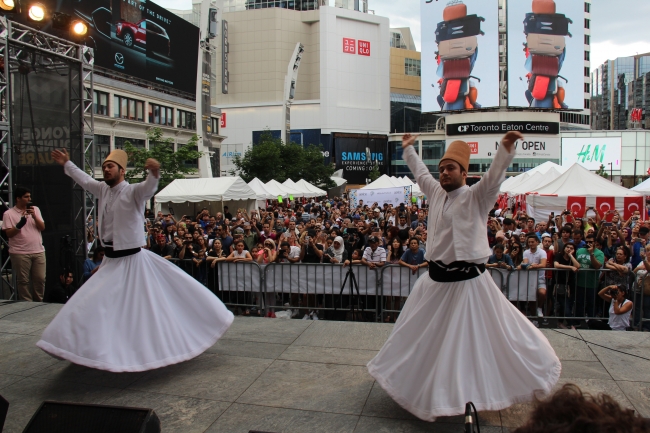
[168,259,649,328]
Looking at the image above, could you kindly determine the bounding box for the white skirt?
[367,271,561,421]
[37,249,234,372]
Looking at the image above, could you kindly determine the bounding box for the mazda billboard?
[12,0,199,95]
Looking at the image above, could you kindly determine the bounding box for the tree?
[368,161,380,182]
[122,127,203,192]
[230,131,335,188]
[595,164,608,179]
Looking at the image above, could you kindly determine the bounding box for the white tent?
[155,176,257,216]
[266,179,303,198]
[399,176,424,197]
[363,175,401,189]
[282,179,318,198]
[632,177,650,193]
[248,177,277,200]
[525,164,643,221]
[295,179,327,197]
[499,161,567,194]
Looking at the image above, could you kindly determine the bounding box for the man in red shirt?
[2,186,46,301]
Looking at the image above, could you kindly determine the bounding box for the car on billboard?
[116,20,171,57]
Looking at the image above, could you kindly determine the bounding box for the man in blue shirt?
[399,238,427,273]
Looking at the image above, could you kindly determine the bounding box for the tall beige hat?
[103,149,128,169]
[440,140,470,173]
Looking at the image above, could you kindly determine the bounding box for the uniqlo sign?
[343,38,356,54]
[220,112,226,128]
[358,40,370,56]
[467,142,479,154]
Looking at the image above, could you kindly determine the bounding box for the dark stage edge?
[0,300,649,432]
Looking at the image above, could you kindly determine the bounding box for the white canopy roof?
[500,161,567,194]
[282,179,315,198]
[267,179,303,198]
[156,177,257,203]
[362,174,401,189]
[531,163,642,197]
[632,177,650,193]
[248,177,277,200]
[295,179,327,196]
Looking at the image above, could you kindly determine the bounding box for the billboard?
[507,0,584,109]
[446,136,560,159]
[12,0,199,95]
[421,0,500,112]
[561,137,622,170]
[335,136,388,184]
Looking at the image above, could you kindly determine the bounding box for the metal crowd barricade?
[634,272,650,332]
[169,259,263,312]
[379,264,427,322]
[263,263,379,321]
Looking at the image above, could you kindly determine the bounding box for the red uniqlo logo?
[343,38,356,54]
[220,112,226,128]
[358,40,370,56]
[468,142,478,154]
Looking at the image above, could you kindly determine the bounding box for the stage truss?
[0,17,95,299]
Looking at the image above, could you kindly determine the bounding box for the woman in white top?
[227,240,253,262]
[588,284,633,331]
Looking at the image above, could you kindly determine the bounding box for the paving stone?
[206,338,288,360]
[559,360,611,380]
[292,320,394,350]
[539,329,596,361]
[0,373,25,391]
[353,415,504,433]
[237,360,374,415]
[32,362,146,389]
[223,317,312,344]
[128,353,272,402]
[0,335,59,376]
[279,345,378,366]
[103,389,231,433]
[617,381,650,418]
[204,403,359,433]
[588,344,650,382]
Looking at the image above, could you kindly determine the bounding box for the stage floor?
[1,301,649,433]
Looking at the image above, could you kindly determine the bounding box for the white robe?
[367,143,561,420]
[37,165,234,372]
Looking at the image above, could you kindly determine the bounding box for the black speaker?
[22,401,160,433]
[0,393,8,432]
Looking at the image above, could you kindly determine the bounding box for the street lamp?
[281,42,304,145]
[634,158,639,186]
[608,162,613,181]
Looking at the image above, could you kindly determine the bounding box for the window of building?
[584,34,590,45]
[113,95,144,121]
[585,67,590,77]
[211,117,220,135]
[421,140,444,160]
[114,136,145,167]
[93,91,109,116]
[584,18,590,29]
[404,58,421,77]
[584,99,590,109]
[177,109,196,130]
[584,82,590,93]
[584,51,590,61]
[584,2,590,13]
[94,135,110,167]
[148,103,173,126]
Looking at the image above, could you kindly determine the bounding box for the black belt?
[103,241,141,259]
[428,260,485,283]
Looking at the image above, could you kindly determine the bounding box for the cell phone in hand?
[26,202,33,210]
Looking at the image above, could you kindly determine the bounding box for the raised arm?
[472,132,520,205]
[133,159,160,204]
[52,149,103,197]
[402,134,441,200]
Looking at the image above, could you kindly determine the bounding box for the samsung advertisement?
[12,0,199,95]
[507,0,584,109]
[420,0,500,112]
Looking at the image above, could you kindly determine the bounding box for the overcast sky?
[156,0,650,69]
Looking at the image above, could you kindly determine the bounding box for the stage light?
[28,3,45,21]
[0,0,15,12]
[72,21,87,36]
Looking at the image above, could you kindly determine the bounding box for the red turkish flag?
[624,196,644,220]
[567,196,586,219]
[595,197,615,220]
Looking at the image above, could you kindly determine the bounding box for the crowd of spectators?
[486,204,650,330]
[122,200,428,320]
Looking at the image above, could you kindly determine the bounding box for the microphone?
[465,402,474,433]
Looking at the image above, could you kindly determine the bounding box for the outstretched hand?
[51,149,70,166]
[145,158,160,178]
[501,131,524,153]
[402,133,418,149]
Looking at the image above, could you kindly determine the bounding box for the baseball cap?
[289,216,296,222]
[368,235,380,243]
[234,227,244,234]
[374,208,381,213]
[541,233,551,238]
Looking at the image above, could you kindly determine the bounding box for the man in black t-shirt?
[150,234,174,259]
[299,229,324,263]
